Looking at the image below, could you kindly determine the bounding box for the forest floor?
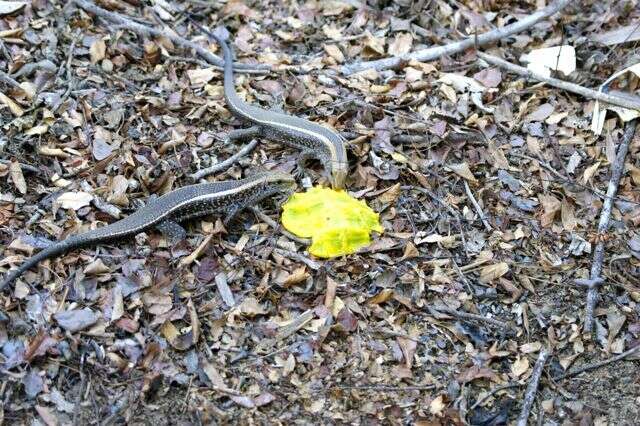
[1,0,640,424]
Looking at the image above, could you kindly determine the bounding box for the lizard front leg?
[156,220,187,244]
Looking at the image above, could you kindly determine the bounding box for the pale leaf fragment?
[56,192,93,210]
[9,161,26,194]
[520,45,576,78]
[479,262,509,283]
[511,355,530,377]
[447,162,478,183]
[0,91,24,116]
[591,63,640,135]
[0,1,27,15]
[90,39,106,64]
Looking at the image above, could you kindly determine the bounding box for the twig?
[552,344,640,381]
[473,344,640,410]
[273,248,321,271]
[190,139,258,181]
[401,185,468,257]
[432,306,514,330]
[249,206,311,246]
[72,0,268,74]
[330,384,435,392]
[0,159,41,174]
[516,349,550,426]
[477,52,640,112]
[340,0,572,75]
[471,382,522,410]
[580,120,636,333]
[464,181,492,231]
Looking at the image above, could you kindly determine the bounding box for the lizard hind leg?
[156,220,187,244]
[225,126,261,144]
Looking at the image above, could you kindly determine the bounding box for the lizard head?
[330,161,349,190]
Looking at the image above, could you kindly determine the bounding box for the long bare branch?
[340,0,572,75]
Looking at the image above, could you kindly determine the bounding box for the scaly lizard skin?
[188,16,349,189]
[0,171,296,291]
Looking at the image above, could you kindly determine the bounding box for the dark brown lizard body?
[0,172,295,291]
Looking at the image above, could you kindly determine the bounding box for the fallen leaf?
[511,355,530,377]
[56,192,93,210]
[0,1,27,15]
[447,162,478,183]
[0,91,24,116]
[90,38,106,64]
[9,161,26,194]
[54,308,98,332]
[479,262,509,283]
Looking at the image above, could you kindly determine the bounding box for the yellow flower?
[281,187,383,258]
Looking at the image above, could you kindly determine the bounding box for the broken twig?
[477,52,640,112]
[432,306,514,331]
[250,207,310,246]
[191,140,259,181]
[581,120,636,333]
[340,0,572,75]
[464,181,492,231]
[516,349,549,426]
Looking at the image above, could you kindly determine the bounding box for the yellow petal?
[281,187,382,258]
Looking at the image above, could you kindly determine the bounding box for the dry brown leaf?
[479,262,509,283]
[90,38,106,64]
[520,341,542,354]
[9,161,26,194]
[538,194,561,228]
[511,356,530,377]
[283,267,309,287]
[324,44,344,63]
[367,288,394,305]
[387,32,413,56]
[561,197,577,231]
[447,162,478,183]
[0,91,24,116]
[582,161,600,185]
[377,183,401,204]
[429,395,445,417]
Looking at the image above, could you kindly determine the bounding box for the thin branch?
[464,181,492,231]
[72,0,268,74]
[472,344,640,410]
[329,384,435,392]
[477,52,640,112]
[581,120,636,333]
[471,382,522,410]
[552,344,640,381]
[273,248,322,271]
[516,349,550,426]
[249,206,311,246]
[340,0,572,75]
[431,306,514,331]
[190,139,259,181]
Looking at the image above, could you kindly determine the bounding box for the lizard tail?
[0,238,76,292]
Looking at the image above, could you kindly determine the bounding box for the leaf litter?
[0,0,639,424]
